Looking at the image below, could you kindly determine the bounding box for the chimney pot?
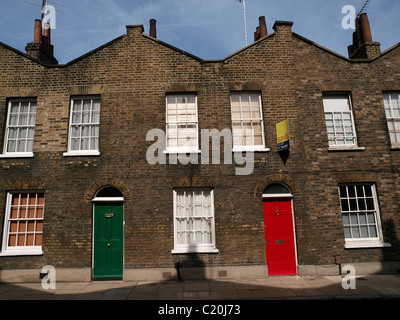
[150,19,157,38]
[359,13,372,42]
[348,12,380,59]
[258,16,268,38]
[34,19,42,42]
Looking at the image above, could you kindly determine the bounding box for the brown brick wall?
[0,22,399,273]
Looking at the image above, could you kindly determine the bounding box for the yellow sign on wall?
[276,119,290,151]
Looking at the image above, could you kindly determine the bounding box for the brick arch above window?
[67,85,105,96]
[333,172,378,184]
[1,87,44,98]
[0,178,52,191]
[254,174,301,198]
[224,81,266,92]
[380,81,400,91]
[165,175,221,188]
[84,178,131,202]
[317,81,356,92]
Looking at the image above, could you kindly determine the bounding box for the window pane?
[359,213,367,225]
[349,199,357,211]
[360,226,369,238]
[339,186,347,198]
[323,96,351,113]
[356,186,364,197]
[350,214,358,225]
[367,212,375,223]
[7,139,16,153]
[366,198,375,210]
[344,227,351,238]
[342,214,350,225]
[71,138,80,150]
[352,226,360,238]
[369,226,377,238]
[341,199,349,211]
[16,140,26,152]
[72,100,82,112]
[241,96,251,119]
[348,186,356,198]
[358,198,366,210]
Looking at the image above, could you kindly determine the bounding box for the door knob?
[107,243,111,247]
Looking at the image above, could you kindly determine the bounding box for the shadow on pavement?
[0,273,400,301]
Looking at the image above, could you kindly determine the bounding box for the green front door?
[93,203,124,279]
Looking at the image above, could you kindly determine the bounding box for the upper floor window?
[0,192,45,256]
[383,92,400,147]
[323,94,358,148]
[166,94,199,153]
[1,99,37,158]
[64,96,100,156]
[230,93,267,151]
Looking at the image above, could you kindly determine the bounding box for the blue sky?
[1,0,399,64]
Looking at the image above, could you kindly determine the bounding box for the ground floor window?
[0,192,45,256]
[172,188,218,254]
[339,184,388,248]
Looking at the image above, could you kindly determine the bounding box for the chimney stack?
[254,16,268,41]
[150,19,157,38]
[348,13,380,60]
[25,19,58,64]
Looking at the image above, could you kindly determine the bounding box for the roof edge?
[142,33,204,62]
[292,33,351,62]
[65,34,126,67]
[222,32,277,62]
[0,41,49,67]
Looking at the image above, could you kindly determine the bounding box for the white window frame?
[230,93,269,152]
[0,192,45,256]
[0,99,37,158]
[165,94,200,154]
[63,96,101,157]
[323,94,363,151]
[172,188,218,254]
[338,184,390,249]
[383,92,400,148]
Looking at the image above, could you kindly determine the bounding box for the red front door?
[263,198,297,275]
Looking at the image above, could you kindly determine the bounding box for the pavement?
[0,274,400,300]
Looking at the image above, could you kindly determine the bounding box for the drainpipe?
[175,260,182,282]
[335,255,342,275]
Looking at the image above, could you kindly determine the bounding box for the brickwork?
[0,18,399,277]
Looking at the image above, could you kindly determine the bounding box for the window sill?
[0,248,43,256]
[171,247,219,254]
[344,240,391,249]
[0,152,34,158]
[232,147,270,153]
[328,146,365,152]
[63,151,100,157]
[390,145,400,150]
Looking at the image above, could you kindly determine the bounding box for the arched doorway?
[262,183,297,275]
[92,187,124,280]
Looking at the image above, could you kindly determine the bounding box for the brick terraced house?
[0,13,399,282]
